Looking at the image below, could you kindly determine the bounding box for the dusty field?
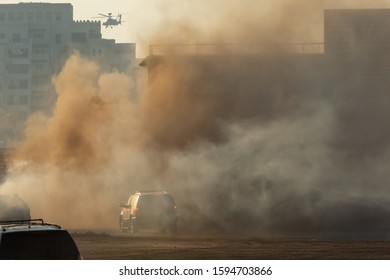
[71,231,390,260]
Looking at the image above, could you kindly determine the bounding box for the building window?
[36,12,43,21]
[29,29,44,39]
[27,12,33,21]
[8,64,29,74]
[55,34,62,43]
[71,33,87,43]
[7,80,29,90]
[8,12,15,22]
[32,76,48,87]
[20,95,28,105]
[35,64,44,70]
[20,80,28,90]
[33,91,44,101]
[33,47,49,55]
[46,11,52,21]
[8,81,16,90]
[7,95,14,105]
[8,49,28,58]
[0,13,5,22]
[55,12,62,21]
[17,12,24,21]
[12,33,21,43]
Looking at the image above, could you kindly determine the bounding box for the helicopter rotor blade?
[98,13,110,17]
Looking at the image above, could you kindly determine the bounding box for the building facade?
[0,3,73,116]
[0,2,136,145]
[324,9,390,53]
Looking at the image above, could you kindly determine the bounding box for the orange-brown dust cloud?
[1,54,144,229]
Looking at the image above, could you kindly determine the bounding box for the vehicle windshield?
[137,194,175,212]
[0,230,80,260]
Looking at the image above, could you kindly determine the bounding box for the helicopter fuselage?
[103,19,120,28]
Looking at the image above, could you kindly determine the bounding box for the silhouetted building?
[325,9,390,53]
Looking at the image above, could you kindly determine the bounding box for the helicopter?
[94,13,124,28]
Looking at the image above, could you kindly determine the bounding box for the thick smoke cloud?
[2,0,390,235]
[139,52,390,235]
[1,55,142,228]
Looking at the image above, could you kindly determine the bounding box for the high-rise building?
[0,2,135,140]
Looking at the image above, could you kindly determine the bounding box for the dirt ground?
[71,230,390,260]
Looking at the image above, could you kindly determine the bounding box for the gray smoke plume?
[139,53,390,235]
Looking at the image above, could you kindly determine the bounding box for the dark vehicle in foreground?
[0,219,82,260]
[119,190,178,234]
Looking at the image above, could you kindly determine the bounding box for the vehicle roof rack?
[136,190,167,194]
[0,218,43,225]
[0,219,61,230]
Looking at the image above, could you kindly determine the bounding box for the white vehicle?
[119,190,178,234]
